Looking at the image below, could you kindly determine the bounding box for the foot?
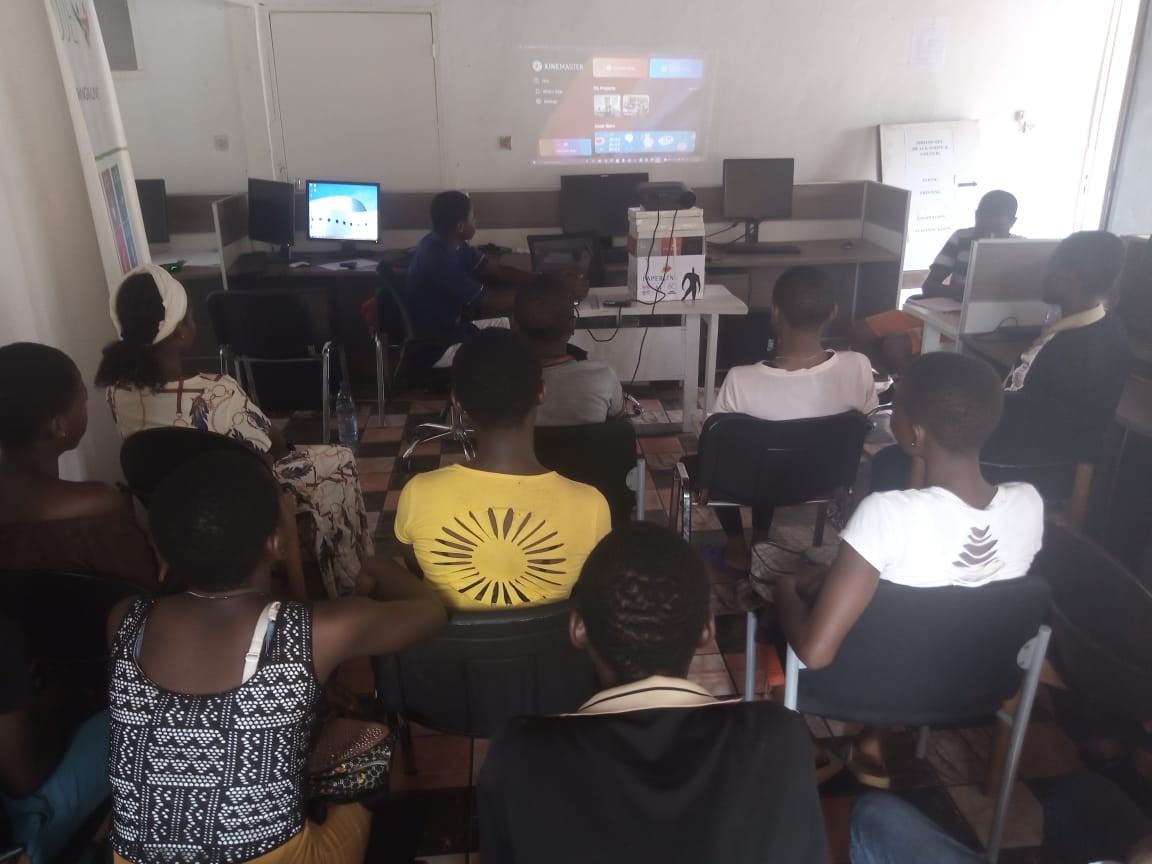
[848,729,892,790]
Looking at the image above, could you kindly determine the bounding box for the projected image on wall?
[525,49,708,165]
[307,181,379,242]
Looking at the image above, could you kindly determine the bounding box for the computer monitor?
[722,158,795,243]
[247,178,295,252]
[559,172,649,237]
[307,180,380,252]
[135,179,169,244]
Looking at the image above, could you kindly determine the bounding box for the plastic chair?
[120,428,308,599]
[527,232,605,287]
[372,601,598,768]
[534,418,645,528]
[783,577,1052,862]
[207,290,336,443]
[670,410,869,699]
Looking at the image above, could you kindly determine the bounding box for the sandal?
[847,742,893,790]
[814,745,846,785]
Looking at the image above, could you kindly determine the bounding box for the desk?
[576,285,747,431]
[904,301,961,352]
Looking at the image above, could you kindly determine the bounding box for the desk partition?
[211,193,251,291]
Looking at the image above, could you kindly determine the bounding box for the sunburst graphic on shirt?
[429,508,567,605]
[952,525,1002,572]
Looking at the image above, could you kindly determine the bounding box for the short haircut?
[772,266,836,329]
[514,274,573,344]
[573,522,710,684]
[0,343,82,450]
[430,191,472,234]
[1052,231,1125,301]
[149,451,281,591]
[977,190,1018,218]
[899,352,1004,452]
[452,328,542,428]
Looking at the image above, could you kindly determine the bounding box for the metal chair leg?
[915,726,931,759]
[321,343,332,444]
[813,502,828,547]
[373,333,387,424]
[783,645,801,710]
[744,609,757,702]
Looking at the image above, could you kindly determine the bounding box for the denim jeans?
[849,793,983,864]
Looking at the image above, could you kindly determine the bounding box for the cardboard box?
[627,206,706,303]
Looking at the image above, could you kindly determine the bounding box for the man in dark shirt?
[405,191,534,368]
[478,522,825,864]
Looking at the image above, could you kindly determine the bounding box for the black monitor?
[248,178,295,252]
[722,158,795,243]
[559,172,649,237]
[135,179,169,244]
[306,180,380,254]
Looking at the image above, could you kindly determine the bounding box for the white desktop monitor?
[960,239,1061,334]
[306,180,380,244]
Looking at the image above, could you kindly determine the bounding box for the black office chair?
[1034,522,1152,723]
[527,232,606,287]
[534,418,645,528]
[372,601,598,769]
[671,411,868,692]
[783,577,1052,862]
[207,290,337,442]
[120,426,267,509]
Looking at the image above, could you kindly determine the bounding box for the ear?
[698,615,716,651]
[156,559,169,584]
[45,412,69,443]
[569,608,589,652]
[266,530,284,563]
[909,420,930,451]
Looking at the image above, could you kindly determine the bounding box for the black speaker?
[636,182,697,211]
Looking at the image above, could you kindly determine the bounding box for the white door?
[269,11,441,189]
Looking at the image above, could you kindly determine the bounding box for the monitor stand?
[337,241,359,258]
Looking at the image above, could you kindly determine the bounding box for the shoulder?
[48,480,129,520]
[720,362,765,384]
[550,473,607,501]
[995,482,1044,512]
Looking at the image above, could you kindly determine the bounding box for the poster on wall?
[43,0,148,294]
[879,120,980,271]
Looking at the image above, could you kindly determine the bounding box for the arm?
[778,542,880,669]
[311,562,447,681]
[920,232,962,300]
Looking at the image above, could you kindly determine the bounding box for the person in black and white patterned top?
[106,452,446,864]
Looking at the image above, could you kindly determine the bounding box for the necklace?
[185,588,267,600]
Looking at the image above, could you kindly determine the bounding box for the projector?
[637,182,697,211]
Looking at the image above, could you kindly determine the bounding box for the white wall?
[0,0,124,483]
[116,0,1134,240]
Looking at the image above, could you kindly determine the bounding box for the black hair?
[772,266,836,329]
[452,328,541,428]
[573,522,710,684]
[514,273,574,344]
[1052,231,1125,301]
[94,272,168,391]
[899,352,1004,453]
[0,343,83,450]
[976,190,1018,218]
[149,451,281,591]
[430,191,472,234]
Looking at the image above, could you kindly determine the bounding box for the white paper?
[911,18,947,69]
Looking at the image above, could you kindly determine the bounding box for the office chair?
[527,232,606,287]
[534,418,645,527]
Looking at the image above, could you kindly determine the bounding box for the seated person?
[779,352,1044,786]
[405,191,535,369]
[2,614,111,864]
[97,265,370,598]
[851,778,1152,864]
[513,274,624,426]
[709,266,879,573]
[852,190,1019,375]
[478,522,826,864]
[394,328,611,610]
[106,451,447,864]
[872,231,1131,492]
[0,342,156,587]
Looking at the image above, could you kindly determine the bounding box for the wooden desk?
[707,238,898,269]
[904,301,962,352]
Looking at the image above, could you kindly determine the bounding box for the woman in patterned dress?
[96,265,370,597]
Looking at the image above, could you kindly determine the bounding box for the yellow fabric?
[113,803,370,864]
[395,465,611,610]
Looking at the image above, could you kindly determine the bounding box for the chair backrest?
[534,418,638,527]
[527,233,605,287]
[207,290,318,358]
[374,266,415,347]
[0,569,139,664]
[1034,522,1152,721]
[121,427,267,508]
[796,577,1051,726]
[372,601,598,738]
[697,411,868,505]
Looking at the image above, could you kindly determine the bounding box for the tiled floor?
[281,386,1150,863]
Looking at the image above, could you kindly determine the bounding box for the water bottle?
[336,381,358,446]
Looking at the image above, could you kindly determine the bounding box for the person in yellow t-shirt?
[394,327,611,611]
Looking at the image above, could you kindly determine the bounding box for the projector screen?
[524,49,709,166]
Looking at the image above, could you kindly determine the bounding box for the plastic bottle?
[336,381,358,446]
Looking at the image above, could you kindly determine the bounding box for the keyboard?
[715,243,802,256]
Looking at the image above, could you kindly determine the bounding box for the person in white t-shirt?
[778,351,1044,787]
[710,266,879,572]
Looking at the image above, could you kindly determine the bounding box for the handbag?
[308,716,396,801]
